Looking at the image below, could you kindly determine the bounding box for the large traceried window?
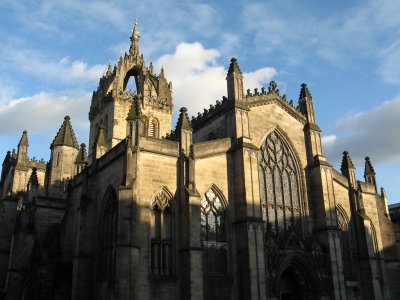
[150,188,173,275]
[201,187,228,274]
[100,187,118,282]
[258,131,302,234]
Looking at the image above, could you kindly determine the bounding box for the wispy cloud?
[0,90,90,140]
[0,44,106,83]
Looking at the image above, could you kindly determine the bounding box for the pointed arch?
[201,185,228,275]
[98,185,118,283]
[276,252,321,299]
[336,204,350,231]
[336,204,355,279]
[150,186,173,210]
[258,129,304,234]
[258,126,304,174]
[150,187,174,275]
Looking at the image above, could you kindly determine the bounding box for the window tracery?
[201,187,227,274]
[150,189,173,275]
[258,131,302,233]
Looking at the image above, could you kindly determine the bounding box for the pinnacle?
[94,126,107,148]
[176,107,192,131]
[18,130,29,146]
[126,98,142,120]
[340,150,355,173]
[51,116,79,149]
[299,82,312,100]
[75,143,88,164]
[29,167,39,187]
[364,156,376,176]
[227,57,242,75]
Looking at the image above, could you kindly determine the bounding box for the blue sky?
[0,0,399,204]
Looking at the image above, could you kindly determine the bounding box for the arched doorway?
[275,253,320,300]
[279,267,305,300]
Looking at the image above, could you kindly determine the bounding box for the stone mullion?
[288,171,295,221]
[271,166,278,233]
[261,168,267,222]
[279,170,287,231]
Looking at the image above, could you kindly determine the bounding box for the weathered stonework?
[0,20,399,300]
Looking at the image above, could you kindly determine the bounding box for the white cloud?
[244,68,278,92]
[0,90,90,139]
[155,42,277,116]
[321,134,337,149]
[323,96,400,166]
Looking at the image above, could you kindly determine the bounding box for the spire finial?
[130,17,140,54]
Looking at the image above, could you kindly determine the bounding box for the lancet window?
[258,131,302,233]
[100,187,118,282]
[150,189,173,275]
[201,187,228,274]
[337,205,355,279]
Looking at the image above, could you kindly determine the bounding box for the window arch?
[201,186,228,274]
[148,118,159,138]
[336,205,355,279]
[150,188,173,275]
[258,131,302,234]
[99,186,118,282]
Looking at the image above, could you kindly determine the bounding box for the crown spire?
[130,17,140,55]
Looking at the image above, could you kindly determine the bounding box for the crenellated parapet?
[190,96,232,129]
[244,80,307,123]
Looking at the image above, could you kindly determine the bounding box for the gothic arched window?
[201,187,227,274]
[150,188,173,275]
[100,187,118,282]
[258,131,302,233]
[337,205,354,279]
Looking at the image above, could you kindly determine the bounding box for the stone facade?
[0,20,399,300]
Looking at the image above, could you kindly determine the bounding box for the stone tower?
[47,116,79,198]
[88,19,174,162]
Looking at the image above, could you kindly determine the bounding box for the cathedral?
[0,20,399,300]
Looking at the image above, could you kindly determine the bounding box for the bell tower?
[88,19,174,162]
